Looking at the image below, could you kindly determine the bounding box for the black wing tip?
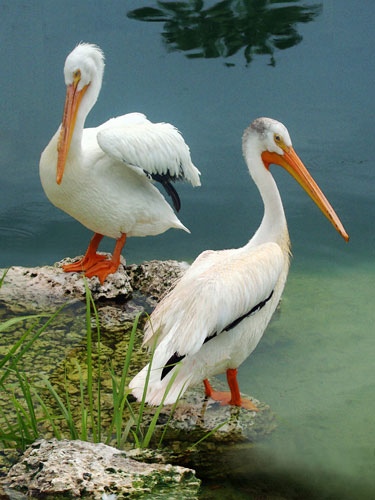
[223,290,274,333]
[151,173,182,212]
[161,352,185,380]
[166,182,181,212]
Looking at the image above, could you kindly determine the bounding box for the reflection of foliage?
[127,0,322,67]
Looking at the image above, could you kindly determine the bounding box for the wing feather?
[143,242,285,356]
[97,113,201,186]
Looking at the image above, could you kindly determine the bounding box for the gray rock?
[0,257,188,310]
[0,255,131,307]
[137,381,276,478]
[3,439,200,499]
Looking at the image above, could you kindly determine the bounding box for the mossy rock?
[2,439,200,500]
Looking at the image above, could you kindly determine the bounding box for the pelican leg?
[62,233,107,273]
[203,379,214,396]
[226,368,258,410]
[203,369,258,411]
[84,233,127,284]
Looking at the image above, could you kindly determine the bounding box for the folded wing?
[143,242,285,357]
[97,113,201,187]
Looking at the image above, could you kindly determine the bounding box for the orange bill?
[56,74,89,184]
[262,147,349,242]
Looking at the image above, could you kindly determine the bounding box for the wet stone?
[0,257,188,319]
[137,380,276,479]
[2,439,200,499]
[0,257,189,307]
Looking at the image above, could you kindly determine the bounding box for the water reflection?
[127,0,322,66]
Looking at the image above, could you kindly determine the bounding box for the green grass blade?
[89,285,102,443]
[119,312,142,399]
[0,314,44,334]
[109,367,122,447]
[0,304,65,385]
[189,419,231,449]
[0,267,10,288]
[10,395,32,432]
[136,327,159,439]
[41,375,78,440]
[63,364,78,440]
[125,396,140,429]
[106,362,121,445]
[158,379,188,448]
[142,363,182,449]
[116,389,132,447]
[10,391,33,442]
[0,406,17,437]
[130,429,140,449]
[73,359,87,441]
[14,369,38,437]
[32,390,62,440]
[0,430,27,449]
[108,364,133,448]
[106,313,142,447]
[83,278,97,442]
[0,318,42,370]
[120,415,136,448]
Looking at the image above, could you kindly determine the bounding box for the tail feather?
[129,359,193,406]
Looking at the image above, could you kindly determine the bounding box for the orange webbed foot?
[205,389,258,411]
[62,254,108,273]
[203,373,258,411]
[83,261,120,285]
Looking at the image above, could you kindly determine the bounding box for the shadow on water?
[127,0,322,67]
[200,443,375,500]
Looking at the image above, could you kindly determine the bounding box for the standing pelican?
[40,43,200,284]
[129,118,348,409]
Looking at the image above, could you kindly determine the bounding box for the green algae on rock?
[134,380,276,479]
[3,439,200,499]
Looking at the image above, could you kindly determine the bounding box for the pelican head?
[56,43,105,184]
[243,117,349,242]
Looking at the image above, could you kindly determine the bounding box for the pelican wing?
[143,242,285,356]
[97,113,201,186]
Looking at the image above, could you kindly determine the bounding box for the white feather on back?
[97,113,201,186]
[143,241,285,356]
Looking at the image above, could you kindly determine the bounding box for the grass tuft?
[0,276,219,453]
[0,282,183,451]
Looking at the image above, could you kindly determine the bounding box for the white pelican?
[40,43,200,284]
[129,117,349,410]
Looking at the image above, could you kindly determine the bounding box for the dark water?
[1,1,374,498]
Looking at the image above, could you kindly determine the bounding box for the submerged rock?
[136,381,276,478]
[2,439,200,499]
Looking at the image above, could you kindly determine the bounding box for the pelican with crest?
[129,117,349,410]
[40,43,200,284]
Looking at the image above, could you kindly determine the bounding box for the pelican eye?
[73,69,81,82]
[274,134,281,143]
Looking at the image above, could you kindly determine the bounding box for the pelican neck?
[69,81,100,151]
[245,156,288,248]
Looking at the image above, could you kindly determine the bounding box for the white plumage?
[97,113,200,186]
[39,43,200,284]
[130,117,348,409]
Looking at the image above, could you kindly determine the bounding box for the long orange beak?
[56,74,89,184]
[262,147,349,242]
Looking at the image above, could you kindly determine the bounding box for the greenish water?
[1,1,374,498]
[234,262,375,499]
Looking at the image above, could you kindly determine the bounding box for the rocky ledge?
[2,439,200,500]
[0,258,277,496]
[0,255,188,312]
